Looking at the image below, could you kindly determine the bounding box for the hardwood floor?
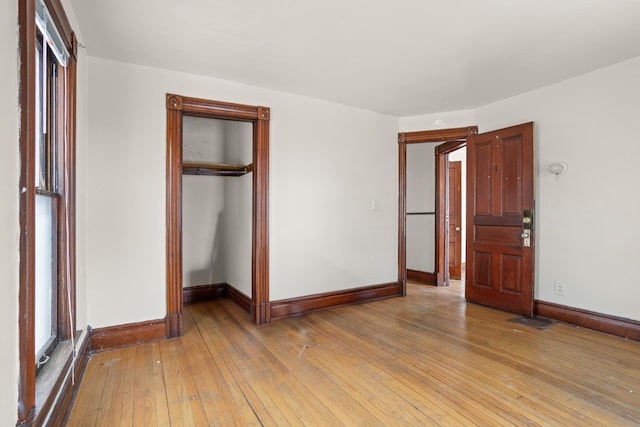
[66,282,640,426]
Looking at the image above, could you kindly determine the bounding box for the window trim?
[18,0,77,424]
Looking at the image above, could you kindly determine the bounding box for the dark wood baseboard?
[90,319,168,352]
[89,281,406,350]
[535,301,640,341]
[182,283,252,315]
[90,285,250,352]
[183,283,228,305]
[271,282,403,320]
[50,334,91,426]
[227,285,252,314]
[407,269,436,285]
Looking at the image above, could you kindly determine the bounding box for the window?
[18,0,77,424]
[35,25,63,372]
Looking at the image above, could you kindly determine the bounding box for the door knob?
[455,227,461,232]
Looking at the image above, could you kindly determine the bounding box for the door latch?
[522,209,534,247]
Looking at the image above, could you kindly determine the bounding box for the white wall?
[85,57,399,326]
[73,14,90,339]
[182,117,227,287]
[400,109,475,133]
[474,56,640,321]
[182,175,226,286]
[0,1,20,424]
[222,175,253,296]
[61,0,90,341]
[222,122,253,296]
[182,116,226,163]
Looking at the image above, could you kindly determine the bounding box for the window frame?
[18,0,77,424]
[34,29,64,373]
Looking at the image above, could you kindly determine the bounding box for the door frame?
[166,94,271,336]
[398,126,477,290]
[434,138,474,286]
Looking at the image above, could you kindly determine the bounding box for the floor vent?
[508,316,557,330]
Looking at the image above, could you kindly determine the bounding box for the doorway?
[447,148,466,284]
[166,94,271,337]
[398,127,477,292]
[399,123,535,317]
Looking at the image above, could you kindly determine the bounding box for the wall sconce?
[548,161,568,176]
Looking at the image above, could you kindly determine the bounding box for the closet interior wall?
[182,116,253,297]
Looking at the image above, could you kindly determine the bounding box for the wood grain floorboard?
[131,343,170,426]
[68,350,112,425]
[330,299,594,425]
[66,282,640,426]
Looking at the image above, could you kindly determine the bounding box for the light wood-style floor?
[66,282,640,426]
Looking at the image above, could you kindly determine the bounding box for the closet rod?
[182,162,253,177]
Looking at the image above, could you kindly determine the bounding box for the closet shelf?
[182,162,253,177]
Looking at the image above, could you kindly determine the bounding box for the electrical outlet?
[554,282,564,296]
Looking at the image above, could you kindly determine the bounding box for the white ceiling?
[68,0,640,117]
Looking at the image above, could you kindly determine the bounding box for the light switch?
[371,199,380,211]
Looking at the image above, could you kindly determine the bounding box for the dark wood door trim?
[18,1,37,421]
[253,107,271,324]
[166,97,183,337]
[397,139,407,294]
[435,137,475,286]
[166,94,271,333]
[398,127,477,290]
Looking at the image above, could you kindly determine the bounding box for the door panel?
[500,254,522,293]
[502,136,522,215]
[448,161,462,280]
[475,225,521,245]
[473,251,492,288]
[466,122,534,316]
[474,142,493,215]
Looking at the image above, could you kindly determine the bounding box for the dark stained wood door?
[466,123,534,316]
[448,161,462,280]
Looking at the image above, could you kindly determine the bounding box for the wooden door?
[448,161,462,280]
[466,123,534,316]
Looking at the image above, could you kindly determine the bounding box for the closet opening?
[166,95,271,336]
[182,116,253,304]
